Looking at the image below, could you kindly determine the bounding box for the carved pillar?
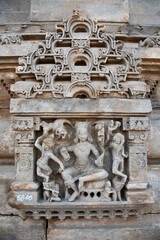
[123,117,155,203]
[9,117,41,205]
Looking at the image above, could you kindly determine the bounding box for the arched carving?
[10,12,147,99]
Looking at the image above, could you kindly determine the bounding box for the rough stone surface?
[0,0,30,24]
[0,166,18,215]
[129,0,160,26]
[30,0,129,22]
[48,215,160,240]
[10,99,152,115]
[0,216,46,240]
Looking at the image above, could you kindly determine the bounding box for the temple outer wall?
[0,1,160,239]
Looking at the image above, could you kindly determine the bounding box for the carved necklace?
[79,142,87,152]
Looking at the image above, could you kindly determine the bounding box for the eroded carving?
[123,117,149,131]
[0,34,22,44]
[129,145,147,171]
[43,181,61,202]
[139,36,160,48]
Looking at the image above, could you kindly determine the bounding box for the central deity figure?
[61,122,108,202]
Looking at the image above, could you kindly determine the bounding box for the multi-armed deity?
[35,119,128,202]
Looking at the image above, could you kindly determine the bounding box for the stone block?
[147,121,160,159]
[0,216,46,240]
[126,189,156,204]
[48,215,160,240]
[148,169,160,202]
[129,0,160,26]
[10,98,152,115]
[0,0,30,24]
[0,121,14,158]
[0,165,18,215]
[30,0,129,22]
[0,41,38,57]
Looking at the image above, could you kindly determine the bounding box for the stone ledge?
[10,98,152,116]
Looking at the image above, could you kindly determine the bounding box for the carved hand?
[95,153,104,168]
[58,164,65,173]
[123,153,128,158]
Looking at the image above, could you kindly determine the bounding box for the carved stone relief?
[8,12,155,220]
[34,119,126,203]
[0,34,22,45]
[10,11,149,100]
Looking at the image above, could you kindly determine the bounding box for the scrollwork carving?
[0,34,22,45]
[10,13,147,99]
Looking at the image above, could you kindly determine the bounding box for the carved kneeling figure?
[103,180,116,202]
[43,180,61,202]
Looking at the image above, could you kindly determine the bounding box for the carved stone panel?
[8,13,155,220]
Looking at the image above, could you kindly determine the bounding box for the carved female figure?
[35,137,64,182]
[61,123,108,202]
[35,119,72,182]
[109,133,128,182]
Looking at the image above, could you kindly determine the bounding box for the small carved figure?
[43,180,61,202]
[61,122,108,202]
[106,120,121,143]
[95,122,105,144]
[109,133,127,182]
[139,36,160,48]
[103,180,115,202]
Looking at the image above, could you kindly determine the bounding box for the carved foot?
[50,197,61,202]
[68,191,79,202]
